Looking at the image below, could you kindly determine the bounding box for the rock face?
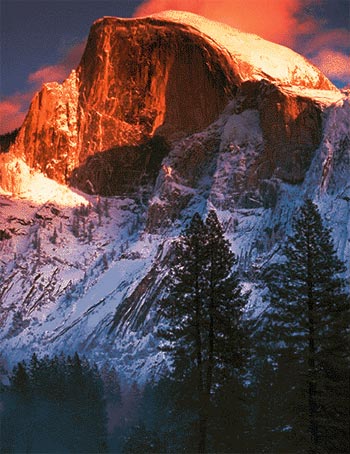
[236,81,323,184]
[2,11,338,193]
[70,136,170,195]
[258,89,322,183]
[13,70,80,183]
[76,16,236,160]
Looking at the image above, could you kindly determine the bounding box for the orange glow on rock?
[162,164,173,177]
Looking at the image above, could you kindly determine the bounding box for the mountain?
[0,11,349,380]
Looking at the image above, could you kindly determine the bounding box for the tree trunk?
[195,278,206,453]
[206,291,214,398]
[307,232,318,453]
[198,412,207,453]
[206,247,216,400]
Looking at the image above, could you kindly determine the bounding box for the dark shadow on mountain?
[69,136,170,196]
[0,128,19,153]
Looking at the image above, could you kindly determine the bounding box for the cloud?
[134,0,316,47]
[302,28,350,55]
[311,49,350,82]
[0,41,85,135]
[0,91,35,135]
[28,41,86,86]
[28,65,69,86]
[0,101,26,135]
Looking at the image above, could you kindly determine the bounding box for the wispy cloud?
[0,100,26,135]
[302,29,350,55]
[27,41,85,86]
[0,91,35,135]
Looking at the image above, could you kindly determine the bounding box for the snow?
[46,257,152,339]
[220,109,262,152]
[280,85,346,106]
[0,158,89,207]
[152,11,337,91]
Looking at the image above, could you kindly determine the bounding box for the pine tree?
[159,211,249,452]
[264,199,349,452]
[122,423,166,454]
[205,211,247,386]
[5,361,34,451]
[100,363,122,405]
[1,353,108,453]
[10,361,30,396]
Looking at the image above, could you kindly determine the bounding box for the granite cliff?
[0,11,338,194]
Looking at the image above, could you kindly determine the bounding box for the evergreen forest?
[0,200,349,453]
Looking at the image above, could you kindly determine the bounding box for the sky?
[0,0,349,134]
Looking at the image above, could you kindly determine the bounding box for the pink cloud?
[28,65,69,85]
[311,49,350,82]
[134,0,317,47]
[0,41,85,135]
[0,90,36,135]
[0,100,26,135]
[28,41,86,86]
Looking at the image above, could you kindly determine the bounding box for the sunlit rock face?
[76,16,236,162]
[9,70,79,184]
[2,11,337,193]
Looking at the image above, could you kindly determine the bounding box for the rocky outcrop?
[76,16,236,163]
[236,81,322,183]
[12,70,79,183]
[7,15,237,187]
[258,88,322,183]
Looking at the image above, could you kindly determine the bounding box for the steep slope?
[153,11,334,89]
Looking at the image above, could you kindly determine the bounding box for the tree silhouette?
[159,211,249,452]
[264,199,349,452]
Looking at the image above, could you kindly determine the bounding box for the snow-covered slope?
[0,90,349,380]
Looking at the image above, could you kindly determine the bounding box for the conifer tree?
[205,211,247,386]
[264,199,349,453]
[100,363,122,405]
[1,353,108,453]
[159,210,248,452]
[10,361,29,395]
[122,423,166,454]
